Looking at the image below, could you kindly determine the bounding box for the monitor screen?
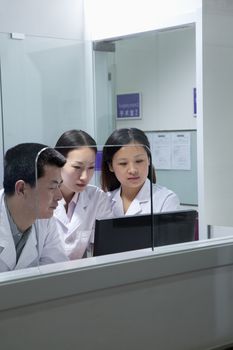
[93,210,198,256]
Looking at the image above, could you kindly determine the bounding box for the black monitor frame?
[93,210,198,256]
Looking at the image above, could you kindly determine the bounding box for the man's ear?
[15,180,26,197]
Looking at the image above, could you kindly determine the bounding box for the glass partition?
[34,143,155,266]
[93,25,198,210]
[31,142,198,272]
[1,18,233,281]
[0,33,94,153]
[0,139,201,278]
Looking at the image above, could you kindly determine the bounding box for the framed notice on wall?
[145,130,197,205]
[116,93,141,120]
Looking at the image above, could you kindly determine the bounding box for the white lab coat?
[54,185,113,259]
[109,178,180,216]
[0,189,68,272]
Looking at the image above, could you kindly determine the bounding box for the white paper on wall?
[152,132,171,170]
[146,131,191,170]
[171,132,191,170]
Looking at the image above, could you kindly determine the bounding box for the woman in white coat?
[101,128,180,217]
[54,130,112,259]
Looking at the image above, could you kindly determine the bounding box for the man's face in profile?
[28,165,63,219]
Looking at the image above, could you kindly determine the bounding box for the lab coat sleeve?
[39,218,68,265]
[96,191,113,220]
[160,192,180,212]
[89,190,113,244]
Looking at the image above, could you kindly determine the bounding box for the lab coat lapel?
[126,199,142,215]
[0,212,17,270]
[0,194,17,270]
[16,225,38,269]
[126,179,151,215]
[68,191,89,232]
[55,199,69,228]
[111,188,125,216]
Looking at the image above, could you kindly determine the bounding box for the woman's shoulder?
[153,183,176,196]
[153,183,168,191]
[85,184,109,197]
[107,188,120,199]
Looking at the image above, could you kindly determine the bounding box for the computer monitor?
[93,210,198,256]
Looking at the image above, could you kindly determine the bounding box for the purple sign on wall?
[193,87,197,116]
[95,150,102,171]
[117,93,141,119]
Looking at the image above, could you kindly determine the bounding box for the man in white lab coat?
[0,143,68,272]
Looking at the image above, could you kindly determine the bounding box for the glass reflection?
[0,135,197,277]
[0,33,93,152]
[35,137,156,263]
[33,126,187,264]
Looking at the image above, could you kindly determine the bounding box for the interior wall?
[0,0,84,39]
[0,0,95,186]
[202,0,233,227]
[115,27,196,131]
[86,0,201,40]
[0,36,94,150]
[0,93,3,187]
[94,51,116,145]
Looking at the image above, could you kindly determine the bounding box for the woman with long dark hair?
[101,128,179,216]
[54,129,112,259]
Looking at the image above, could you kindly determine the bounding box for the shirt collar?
[60,192,79,206]
[4,196,32,244]
[69,192,79,205]
[112,179,151,203]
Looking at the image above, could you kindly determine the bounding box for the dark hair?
[55,129,97,157]
[101,128,156,191]
[4,143,66,196]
